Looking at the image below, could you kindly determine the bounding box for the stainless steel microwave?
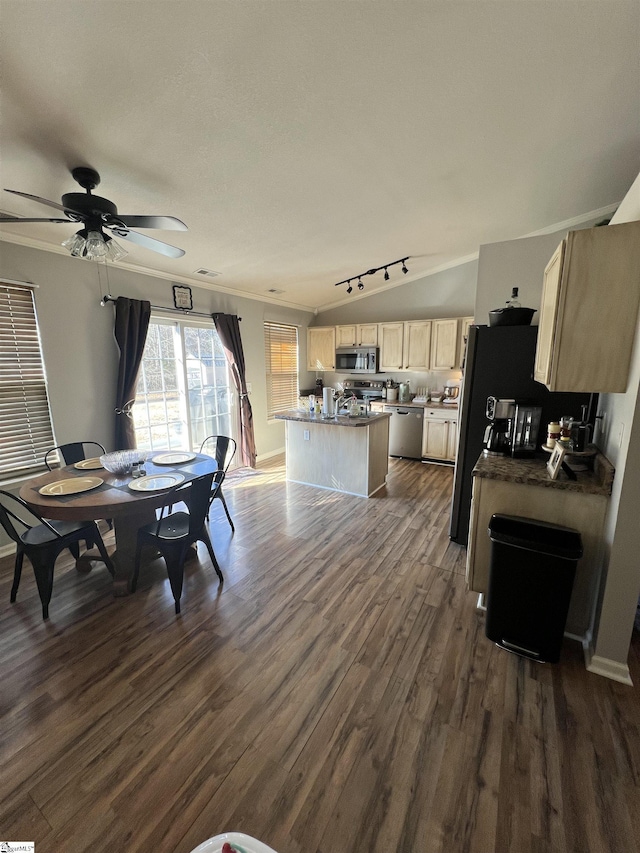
[335,346,379,374]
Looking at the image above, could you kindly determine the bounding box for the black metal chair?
[132,471,225,614]
[44,441,107,471]
[0,490,114,620]
[44,442,113,532]
[199,435,237,531]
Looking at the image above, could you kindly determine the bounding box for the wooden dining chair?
[199,435,237,531]
[0,490,114,620]
[44,441,107,471]
[131,471,225,614]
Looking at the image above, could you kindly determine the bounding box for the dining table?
[20,451,219,595]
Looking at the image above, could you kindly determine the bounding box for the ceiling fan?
[0,167,187,260]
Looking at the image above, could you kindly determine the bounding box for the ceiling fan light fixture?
[105,237,128,262]
[84,230,108,259]
[62,231,87,257]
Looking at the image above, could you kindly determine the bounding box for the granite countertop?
[275,410,391,428]
[472,446,614,496]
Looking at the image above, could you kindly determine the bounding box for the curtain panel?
[212,313,256,468]
[114,297,151,449]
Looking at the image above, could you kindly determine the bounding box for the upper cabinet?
[534,222,640,392]
[336,323,378,347]
[403,320,432,371]
[430,319,459,370]
[379,320,432,371]
[458,317,474,369]
[307,326,336,371]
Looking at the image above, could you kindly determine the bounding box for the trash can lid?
[488,513,583,560]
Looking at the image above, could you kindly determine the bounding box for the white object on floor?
[188,831,279,853]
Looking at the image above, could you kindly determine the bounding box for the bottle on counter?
[547,421,561,446]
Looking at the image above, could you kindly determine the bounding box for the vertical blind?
[0,283,55,476]
[264,321,299,418]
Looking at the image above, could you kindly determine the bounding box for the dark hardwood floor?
[1,456,639,853]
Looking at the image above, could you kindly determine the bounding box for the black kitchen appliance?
[482,397,515,455]
[449,325,596,546]
[510,403,542,457]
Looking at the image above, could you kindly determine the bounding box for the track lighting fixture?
[334,257,409,295]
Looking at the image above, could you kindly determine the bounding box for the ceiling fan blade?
[109,226,185,258]
[0,216,71,223]
[4,188,85,218]
[115,215,188,231]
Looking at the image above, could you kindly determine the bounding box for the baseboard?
[256,447,285,463]
[583,641,633,686]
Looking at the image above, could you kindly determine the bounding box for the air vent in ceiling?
[194,268,220,277]
[267,288,285,294]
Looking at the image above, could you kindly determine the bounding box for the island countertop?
[472,447,614,496]
[274,410,391,428]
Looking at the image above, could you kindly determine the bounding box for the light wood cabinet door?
[422,418,449,459]
[335,325,357,347]
[458,317,474,368]
[379,322,404,371]
[307,327,336,371]
[403,320,431,371]
[534,241,564,385]
[357,323,378,346]
[431,319,459,370]
[534,221,640,392]
[447,418,459,460]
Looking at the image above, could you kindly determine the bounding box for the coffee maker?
[483,397,515,455]
[510,403,542,457]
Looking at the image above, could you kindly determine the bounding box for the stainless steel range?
[340,378,385,402]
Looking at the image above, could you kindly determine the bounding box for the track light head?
[357,278,364,291]
[346,283,353,294]
[384,268,389,281]
[402,261,408,274]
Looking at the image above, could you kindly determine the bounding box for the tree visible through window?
[264,322,298,418]
[0,283,55,477]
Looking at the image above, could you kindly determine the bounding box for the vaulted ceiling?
[1,1,638,312]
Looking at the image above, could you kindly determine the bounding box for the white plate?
[188,831,278,853]
[128,473,185,492]
[74,457,104,470]
[153,452,197,465]
[39,476,103,496]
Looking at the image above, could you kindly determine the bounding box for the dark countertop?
[274,410,391,428]
[472,446,614,496]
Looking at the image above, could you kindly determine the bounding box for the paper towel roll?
[322,387,335,416]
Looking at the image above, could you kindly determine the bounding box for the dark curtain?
[114,297,151,449]
[213,313,257,468]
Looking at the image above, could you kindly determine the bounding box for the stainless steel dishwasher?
[384,404,424,459]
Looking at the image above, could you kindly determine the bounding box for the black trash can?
[485,514,583,663]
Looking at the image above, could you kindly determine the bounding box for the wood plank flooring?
[1,456,639,853]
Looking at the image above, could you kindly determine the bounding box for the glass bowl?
[100,450,147,475]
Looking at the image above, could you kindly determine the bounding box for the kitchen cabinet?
[430,319,459,370]
[534,221,640,392]
[307,326,336,371]
[403,320,432,370]
[422,407,458,461]
[336,323,379,347]
[458,317,474,368]
[379,322,405,371]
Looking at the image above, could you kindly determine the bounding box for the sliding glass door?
[133,318,238,460]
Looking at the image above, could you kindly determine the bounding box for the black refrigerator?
[449,325,595,545]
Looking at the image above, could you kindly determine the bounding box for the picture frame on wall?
[546,441,567,479]
[173,285,192,311]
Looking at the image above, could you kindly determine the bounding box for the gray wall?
[315,259,478,326]
[0,241,315,465]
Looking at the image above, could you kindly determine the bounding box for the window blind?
[0,283,55,477]
[264,322,299,418]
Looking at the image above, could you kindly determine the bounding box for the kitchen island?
[275,410,391,497]
[466,448,614,637]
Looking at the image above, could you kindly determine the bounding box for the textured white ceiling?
[0,1,638,311]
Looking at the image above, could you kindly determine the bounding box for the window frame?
[264,321,299,420]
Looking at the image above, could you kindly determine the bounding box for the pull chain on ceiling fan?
[0,167,187,260]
